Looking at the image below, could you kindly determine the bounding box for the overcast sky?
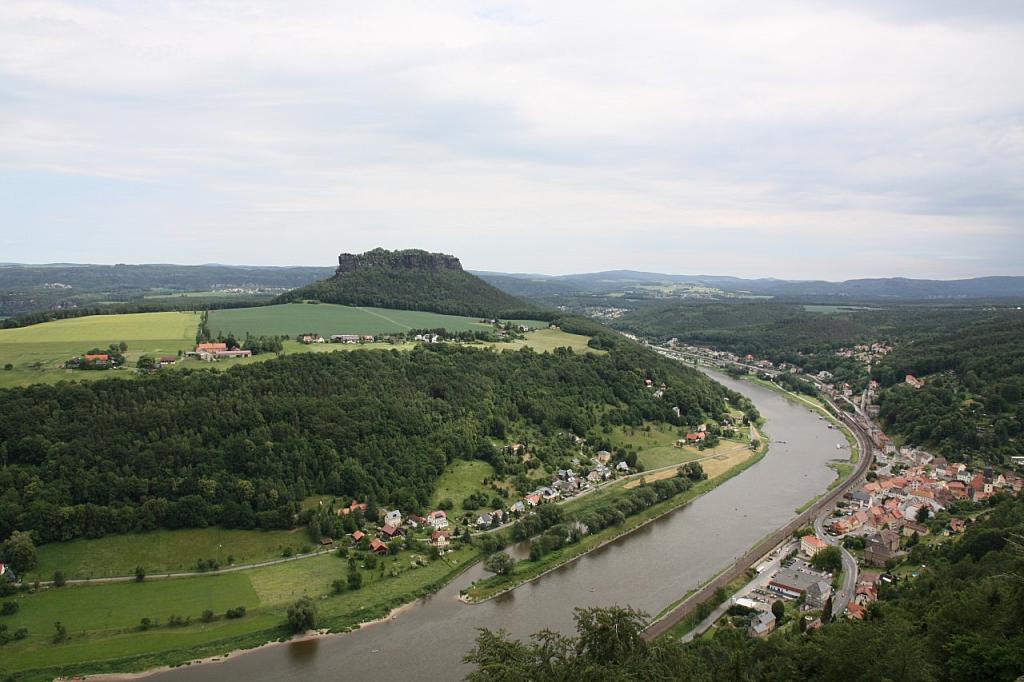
[2,1,1022,279]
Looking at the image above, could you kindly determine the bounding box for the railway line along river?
[145,370,841,682]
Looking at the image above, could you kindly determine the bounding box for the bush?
[347,569,363,591]
[139,617,152,631]
[1,601,19,616]
[53,621,69,643]
[52,570,66,587]
[201,609,215,623]
[332,578,346,594]
[225,606,246,619]
[484,552,515,576]
[134,565,146,582]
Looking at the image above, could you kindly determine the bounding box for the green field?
[207,303,546,337]
[2,544,479,678]
[493,328,597,354]
[0,312,200,388]
[31,528,308,581]
[429,460,499,519]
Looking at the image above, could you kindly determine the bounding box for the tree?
[53,621,68,643]
[347,568,363,591]
[118,341,129,352]
[52,570,66,587]
[771,599,785,624]
[201,609,214,623]
[3,364,12,371]
[810,546,843,574]
[134,565,146,582]
[916,506,931,523]
[286,596,318,633]
[137,355,156,370]
[484,552,515,576]
[2,530,38,575]
[821,595,833,623]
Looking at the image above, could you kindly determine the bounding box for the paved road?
[643,351,874,640]
[814,509,858,617]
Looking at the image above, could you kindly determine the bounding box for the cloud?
[0,0,1022,278]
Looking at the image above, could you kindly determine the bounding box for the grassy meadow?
[0,311,200,388]
[30,528,308,581]
[429,460,499,519]
[1,542,479,678]
[207,302,546,337]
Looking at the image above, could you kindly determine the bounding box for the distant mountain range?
[473,270,1024,301]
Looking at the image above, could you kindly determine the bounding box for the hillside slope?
[277,249,537,317]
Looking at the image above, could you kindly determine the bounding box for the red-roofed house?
[369,538,388,555]
[351,530,365,542]
[685,432,707,443]
[430,530,450,548]
[800,535,828,558]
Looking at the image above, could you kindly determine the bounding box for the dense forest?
[0,338,743,543]
[277,249,540,318]
[615,302,1024,463]
[876,316,1024,463]
[465,493,1024,681]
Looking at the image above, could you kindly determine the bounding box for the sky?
[1,1,1023,280]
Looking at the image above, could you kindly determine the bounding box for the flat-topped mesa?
[336,249,463,274]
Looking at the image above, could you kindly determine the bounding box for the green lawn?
[429,460,498,519]
[207,303,546,338]
[31,528,308,581]
[0,311,200,388]
[3,573,259,636]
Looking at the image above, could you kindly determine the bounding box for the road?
[814,509,858,617]
[642,351,874,640]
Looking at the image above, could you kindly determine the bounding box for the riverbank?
[461,435,769,603]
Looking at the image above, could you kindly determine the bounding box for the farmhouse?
[369,538,389,555]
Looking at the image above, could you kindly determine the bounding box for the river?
[149,370,840,682]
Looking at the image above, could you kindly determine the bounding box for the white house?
[426,510,448,530]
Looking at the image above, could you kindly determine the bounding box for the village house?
[864,530,901,567]
[351,530,365,543]
[338,500,368,517]
[905,374,925,389]
[380,525,402,540]
[384,509,402,528]
[430,529,450,548]
[426,510,448,529]
[805,580,833,609]
[749,611,776,637]
[369,538,389,555]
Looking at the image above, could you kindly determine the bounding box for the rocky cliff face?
[336,249,462,274]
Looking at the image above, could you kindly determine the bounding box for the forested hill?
[0,339,747,543]
[276,248,537,318]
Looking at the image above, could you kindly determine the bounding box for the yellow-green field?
[0,312,200,388]
[490,328,597,354]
